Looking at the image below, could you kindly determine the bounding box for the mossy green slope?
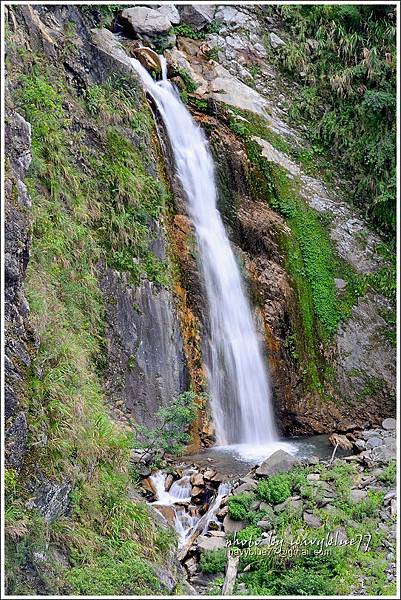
[225,107,395,393]
[5,31,176,596]
[266,4,396,238]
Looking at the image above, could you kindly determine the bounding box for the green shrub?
[67,556,161,595]
[227,493,254,521]
[134,391,198,460]
[378,461,396,485]
[235,525,262,545]
[173,21,222,41]
[199,549,227,574]
[257,474,292,504]
[278,566,337,596]
[172,24,204,40]
[208,576,225,595]
[351,490,384,520]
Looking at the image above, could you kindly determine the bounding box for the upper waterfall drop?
[131,55,287,457]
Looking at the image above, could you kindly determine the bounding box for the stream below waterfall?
[150,470,231,549]
[147,434,353,554]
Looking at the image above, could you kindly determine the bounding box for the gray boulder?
[354,439,367,451]
[255,450,298,477]
[256,520,272,531]
[223,515,246,534]
[372,440,396,463]
[197,535,226,551]
[91,28,132,69]
[178,5,215,30]
[275,496,303,513]
[233,481,257,495]
[121,7,172,35]
[157,4,180,25]
[303,511,322,528]
[382,418,396,431]
[269,32,285,49]
[350,488,368,503]
[362,429,383,440]
[366,436,383,449]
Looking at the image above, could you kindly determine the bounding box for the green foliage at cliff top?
[269,4,396,238]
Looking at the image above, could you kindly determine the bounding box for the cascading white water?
[150,472,230,548]
[131,55,293,459]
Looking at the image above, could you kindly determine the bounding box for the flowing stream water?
[150,471,230,548]
[131,56,295,462]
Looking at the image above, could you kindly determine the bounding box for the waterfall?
[131,55,288,458]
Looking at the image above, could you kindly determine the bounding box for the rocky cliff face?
[3,3,396,596]
[4,5,191,595]
[4,108,34,470]
[99,267,188,428]
[156,4,396,434]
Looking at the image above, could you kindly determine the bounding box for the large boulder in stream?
[131,47,163,75]
[255,450,298,477]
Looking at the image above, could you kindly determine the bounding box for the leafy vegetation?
[6,44,178,596]
[228,462,394,596]
[173,20,222,41]
[134,391,198,462]
[199,549,227,574]
[228,493,254,521]
[267,5,396,237]
[173,23,205,40]
[81,4,121,28]
[256,474,292,504]
[378,460,396,485]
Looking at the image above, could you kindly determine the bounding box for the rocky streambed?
[134,420,397,595]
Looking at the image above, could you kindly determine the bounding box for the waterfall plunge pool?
[178,434,354,480]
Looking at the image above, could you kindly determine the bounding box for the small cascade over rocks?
[148,469,230,550]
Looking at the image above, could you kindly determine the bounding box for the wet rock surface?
[99,268,188,429]
[162,5,395,434]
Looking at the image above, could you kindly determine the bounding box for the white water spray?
[150,472,230,548]
[131,55,292,458]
